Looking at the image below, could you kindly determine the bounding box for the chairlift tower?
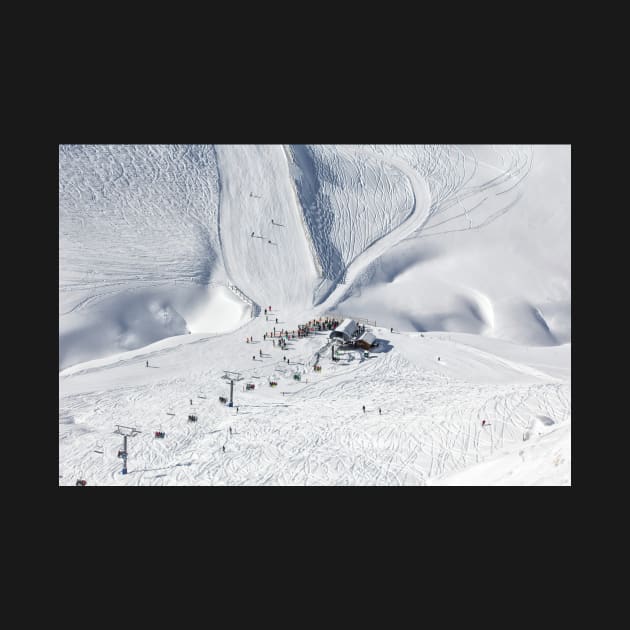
[222,371,243,407]
[114,425,141,475]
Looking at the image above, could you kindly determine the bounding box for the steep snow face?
[59,145,228,369]
[288,145,415,301]
[59,144,570,371]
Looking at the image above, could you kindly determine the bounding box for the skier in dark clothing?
[229,427,232,435]
[251,232,255,237]
[253,355,256,360]
[264,309,267,315]
[379,408,381,415]
[190,399,192,405]
[146,360,148,367]
[259,349,262,357]
[362,405,366,413]
[482,420,486,427]
[276,318,278,324]
[222,445,225,453]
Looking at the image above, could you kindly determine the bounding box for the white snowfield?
[59,144,571,485]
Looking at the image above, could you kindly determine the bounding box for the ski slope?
[59,144,571,485]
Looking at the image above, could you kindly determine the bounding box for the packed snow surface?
[59,144,570,485]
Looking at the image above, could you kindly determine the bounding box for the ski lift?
[117,449,126,458]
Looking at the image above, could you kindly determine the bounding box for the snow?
[59,144,571,485]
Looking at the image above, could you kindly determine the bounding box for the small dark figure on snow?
[222,445,225,453]
[276,318,278,324]
[437,356,440,361]
[362,405,366,413]
[253,355,256,360]
[379,408,382,415]
[287,359,290,364]
[259,349,262,356]
[482,420,486,427]
[190,399,192,405]
[283,356,286,361]
[268,240,272,244]
[146,360,148,367]
[251,231,255,237]
[390,327,393,333]
[264,309,267,315]
[229,427,232,435]
[236,407,239,413]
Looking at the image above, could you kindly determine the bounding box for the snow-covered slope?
[59,145,238,369]
[59,144,571,485]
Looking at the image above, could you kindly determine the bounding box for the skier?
[259,349,262,357]
[390,327,393,333]
[287,359,290,365]
[269,306,271,311]
[268,240,272,244]
[146,360,148,368]
[482,420,486,427]
[276,318,278,324]
[253,355,256,360]
[379,408,382,415]
[236,407,239,413]
[222,445,225,453]
[283,356,286,362]
[437,356,440,361]
[362,405,366,413]
[264,309,267,316]
[272,339,275,347]
[229,427,232,435]
[251,231,255,237]
[190,399,192,405]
